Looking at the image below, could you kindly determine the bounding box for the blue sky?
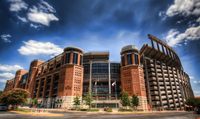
[0,0,200,96]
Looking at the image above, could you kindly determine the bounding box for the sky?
[0,0,200,96]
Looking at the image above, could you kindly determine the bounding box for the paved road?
[0,111,199,119]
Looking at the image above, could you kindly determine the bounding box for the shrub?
[118,108,133,112]
[88,108,99,112]
[104,107,112,112]
[79,108,87,111]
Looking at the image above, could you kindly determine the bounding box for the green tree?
[186,98,200,109]
[131,95,139,110]
[0,90,2,97]
[73,96,80,109]
[32,98,38,107]
[120,91,130,108]
[84,92,93,109]
[0,88,29,109]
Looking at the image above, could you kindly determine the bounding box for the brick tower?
[58,47,84,109]
[25,60,44,98]
[120,45,148,110]
[14,69,27,88]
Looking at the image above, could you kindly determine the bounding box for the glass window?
[110,63,120,74]
[134,54,139,64]
[92,63,108,74]
[73,53,78,64]
[121,56,125,66]
[83,64,90,74]
[65,53,70,64]
[127,54,132,65]
[80,55,82,65]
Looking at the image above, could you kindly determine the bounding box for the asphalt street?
[0,111,199,119]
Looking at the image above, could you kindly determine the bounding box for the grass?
[14,108,31,113]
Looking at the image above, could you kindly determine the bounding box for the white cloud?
[0,64,23,72]
[18,40,63,56]
[0,64,23,84]
[39,0,56,13]
[165,0,200,47]
[193,80,200,84]
[194,90,200,96]
[17,16,28,23]
[1,34,12,43]
[8,0,59,27]
[166,0,200,17]
[0,72,15,83]
[190,76,194,80]
[8,0,28,12]
[165,26,200,47]
[27,6,59,26]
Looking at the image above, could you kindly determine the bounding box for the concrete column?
[144,57,152,108]
[166,66,176,109]
[154,60,163,109]
[160,62,170,109]
[172,67,181,108]
[108,61,111,99]
[156,43,160,52]
[89,61,92,94]
[151,40,155,49]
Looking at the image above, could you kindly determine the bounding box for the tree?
[32,98,38,107]
[186,98,200,110]
[120,91,130,108]
[84,92,93,109]
[0,88,29,109]
[131,95,139,110]
[0,90,2,97]
[73,96,80,109]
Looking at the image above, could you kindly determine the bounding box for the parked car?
[0,104,8,111]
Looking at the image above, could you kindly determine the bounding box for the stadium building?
[4,34,194,110]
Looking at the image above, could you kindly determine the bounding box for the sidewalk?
[18,107,188,115]
[10,110,64,117]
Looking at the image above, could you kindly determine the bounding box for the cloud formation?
[8,0,28,12]
[193,80,200,84]
[8,0,59,27]
[0,64,23,83]
[0,64,23,72]
[18,40,63,56]
[27,6,58,26]
[0,72,15,83]
[166,0,200,17]
[166,26,200,46]
[0,34,12,43]
[165,0,200,47]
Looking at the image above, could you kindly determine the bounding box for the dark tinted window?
[127,54,132,65]
[80,55,82,65]
[73,53,78,64]
[121,56,125,66]
[92,63,108,74]
[65,53,70,63]
[134,54,139,64]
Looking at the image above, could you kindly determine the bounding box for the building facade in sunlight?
[4,34,194,110]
